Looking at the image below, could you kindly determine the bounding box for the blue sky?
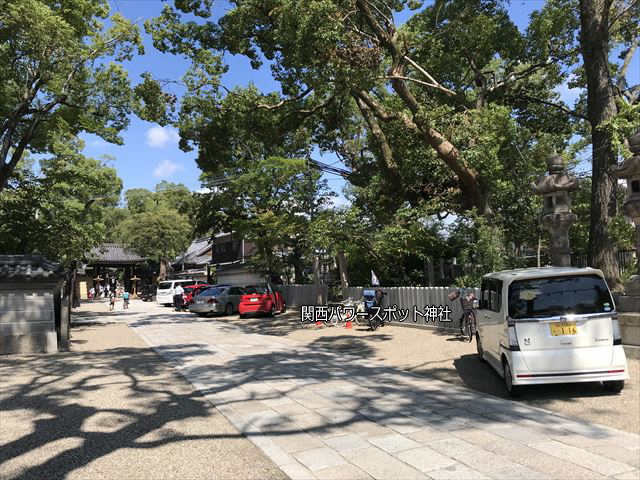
[81,0,638,201]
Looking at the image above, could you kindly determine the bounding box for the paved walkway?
[103,302,639,479]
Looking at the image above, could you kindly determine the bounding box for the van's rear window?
[508,274,614,319]
[158,282,172,289]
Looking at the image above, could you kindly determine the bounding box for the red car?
[239,283,286,317]
[183,284,211,305]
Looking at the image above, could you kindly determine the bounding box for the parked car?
[139,284,157,302]
[156,279,207,306]
[183,284,211,305]
[475,267,629,397]
[239,284,286,318]
[188,285,245,316]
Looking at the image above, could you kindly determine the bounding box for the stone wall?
[0,281,59,354]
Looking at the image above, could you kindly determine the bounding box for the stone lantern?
[613,127,640,313]
[531,153,579,267]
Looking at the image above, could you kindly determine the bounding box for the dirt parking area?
[0,320,286,480]
[206,308,640,434]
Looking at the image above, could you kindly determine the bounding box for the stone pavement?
[111,302,639,479]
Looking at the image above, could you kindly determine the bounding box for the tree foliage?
[141,0,639,284]
[0,0,171,190]
[0,138,122,265]
[113,182,195,272]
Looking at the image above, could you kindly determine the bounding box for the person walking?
[88,286,95,301]
[109,291,116,311]
[122,290,130,309]
[174,284,185,311]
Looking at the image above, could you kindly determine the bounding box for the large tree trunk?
[158,259,169,282]
[337,251,349,290]
[579,0,621,286]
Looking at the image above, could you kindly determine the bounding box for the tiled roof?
[190,254,212,266]
[88,243,146,264]
[174,237,212,265]
[0,255,64,280]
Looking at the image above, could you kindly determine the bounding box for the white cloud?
[555,81,582,106]
[195,187,211,194]
[153,159,182,179]
[89,139,109,147]
[146,126,180,148]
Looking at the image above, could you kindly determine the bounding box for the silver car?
[188,285,245,316]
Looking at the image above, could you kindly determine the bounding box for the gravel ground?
[207,308,640,434]
[0,320,287,480]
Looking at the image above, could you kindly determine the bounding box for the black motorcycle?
[363,288,386,331]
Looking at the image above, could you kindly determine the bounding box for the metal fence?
[279,284,328,308]
[571,250,635,275]
[343,286,479,332]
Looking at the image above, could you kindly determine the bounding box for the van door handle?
[560,340,572,345]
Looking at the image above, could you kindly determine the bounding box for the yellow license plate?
[550,322,577,336]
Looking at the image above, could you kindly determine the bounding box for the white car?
[156,279,205,306]
[475,267,628,397]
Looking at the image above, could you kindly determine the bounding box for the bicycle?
[448,288,477,342]
[461,308,476,342]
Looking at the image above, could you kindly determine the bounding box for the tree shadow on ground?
[308,334,393,358]
[2,314,629,480]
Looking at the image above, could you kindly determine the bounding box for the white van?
[476,267,628,397]
[156,279,205,306]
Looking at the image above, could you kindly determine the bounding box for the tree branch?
[383,75,455,96]
[616,35,639,92]
[353,94,399,179]
[256,87,314,109]
[505,93,588,120]
[608,0,639,31]
[401,56,456,96]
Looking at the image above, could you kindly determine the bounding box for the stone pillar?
[531,154,579,267]
[613,128,640,352]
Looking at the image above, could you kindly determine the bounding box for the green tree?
[117,206,192,280]
[0,139,122,264]
[214,156,333,282]
[124,188,154,214]
[0,0,170,190]
[527,0,639,283]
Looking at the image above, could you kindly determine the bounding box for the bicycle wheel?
[465,311,476,342]
[368,316,378,331]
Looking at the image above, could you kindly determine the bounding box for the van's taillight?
[207,298,217,304]
[508,325,520,351]
[612,313,622,345]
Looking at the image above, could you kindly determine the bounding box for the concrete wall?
[0,281,59,354]
[279,284,328,308]
[619,312,639,342]
[217,270,263,286]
